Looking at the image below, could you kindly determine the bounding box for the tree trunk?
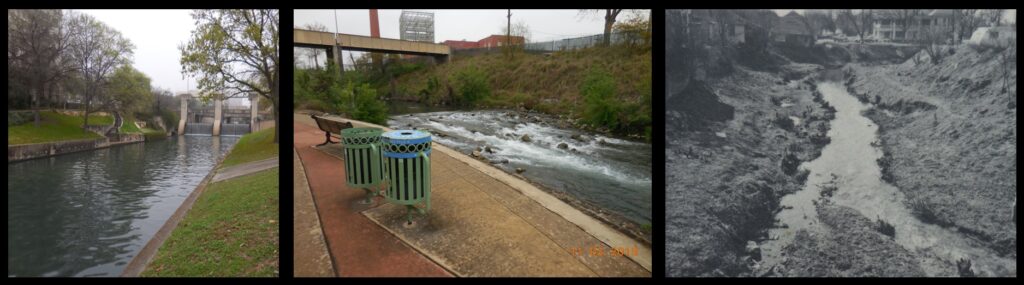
[270,72,280,144]
[604,18,615,46]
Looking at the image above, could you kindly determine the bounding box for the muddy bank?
[666,65,834,276]
[768,203,927,277]
[844,45,1016,261]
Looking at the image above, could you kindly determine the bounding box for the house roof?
[773,11,811,36]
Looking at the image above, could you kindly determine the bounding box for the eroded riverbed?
[761,81,1015,276]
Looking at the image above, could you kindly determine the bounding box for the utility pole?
[334,9,343,74]
[507,9,512,59]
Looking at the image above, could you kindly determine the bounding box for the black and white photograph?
[666,9,1016,277]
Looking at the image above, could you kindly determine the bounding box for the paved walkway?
[295,119,452,277]
[292,149,335,277]
[212,157,280,183]
[295,112,650,277]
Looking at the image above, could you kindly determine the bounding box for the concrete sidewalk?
[292,149,335,277]
[212,157,279,183]
[295,112,650,277]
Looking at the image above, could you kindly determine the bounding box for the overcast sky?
[77,10,196,95]
[293,9,649,68]
[77,9,254,106]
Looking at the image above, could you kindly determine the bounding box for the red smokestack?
[369,9,380,38]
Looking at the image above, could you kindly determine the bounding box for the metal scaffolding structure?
[399,10,435,43]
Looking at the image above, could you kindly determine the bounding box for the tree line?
[8,10,165,128]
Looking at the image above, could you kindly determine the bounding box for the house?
[441,35,525,50]
[872,9,955,42]
[772,11,813,46]
[967,26,1016,49]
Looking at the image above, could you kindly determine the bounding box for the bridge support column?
[178,95,187,136]
[332,45,343,72]
[250,94,259,132]
[212,98,222,136]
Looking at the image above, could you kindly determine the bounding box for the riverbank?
[138,128,280,277]
[666,64,835,276]
[8,110,167,162]
[390,109,652,244]
[845,45,1016,263]
[295,112,650,276]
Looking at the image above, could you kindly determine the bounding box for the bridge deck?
[294,29,450,57]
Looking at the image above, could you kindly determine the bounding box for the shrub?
[579,66,620,131]
[336,82,389,125]
[451,66,490,106]
[781,153,800,176]
[876,216,896,238]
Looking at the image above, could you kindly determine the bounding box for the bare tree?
[839,10,874,43]
[7,10,78,124]
[302,23,328,69]
[917,22,951,64]
[953,9,981,43]
[981,9,1004,27]
[579,9,636,46]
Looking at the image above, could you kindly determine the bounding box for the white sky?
[77,9,250,106]
[76,10,195,95]
[293,9,649,68]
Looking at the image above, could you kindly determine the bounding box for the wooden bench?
[310,114,354,146]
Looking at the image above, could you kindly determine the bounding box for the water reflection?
[7,135,238,277]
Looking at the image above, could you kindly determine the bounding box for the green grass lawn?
[141,167,279,277]
[141,127,167,140]
[219,127,278,169]
[7,111,113,145]
[120,116,142,133]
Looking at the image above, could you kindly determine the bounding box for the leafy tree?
[180,9,280,143]
[106,65,153,116]
[613,12,651,50]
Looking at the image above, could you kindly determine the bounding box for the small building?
[772,11,813,47]
[967,26,1016,49]
[872,9,955,42]
[441,34,526,50]
[441,39,479,49]
[477,35,525,48]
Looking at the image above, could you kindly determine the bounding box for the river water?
[762,81,1015,276]
[7,136,238,277]
[388,108,652,226]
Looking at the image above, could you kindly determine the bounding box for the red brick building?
[441,39,480,49]
[442,35,526,50]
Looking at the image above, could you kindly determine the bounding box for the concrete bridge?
[177,94,260,136]
[293,29,451,65]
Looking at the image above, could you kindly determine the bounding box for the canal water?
[762,81,1015,276]
[388,107,652,226]
[7,135,238,277]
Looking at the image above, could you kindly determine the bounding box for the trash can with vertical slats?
[381,129,432,223]
[340,127,385,203]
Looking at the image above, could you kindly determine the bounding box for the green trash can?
[381,129,432,223]
[340,127,385,203]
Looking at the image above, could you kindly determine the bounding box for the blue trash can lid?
[382,129,431,145]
